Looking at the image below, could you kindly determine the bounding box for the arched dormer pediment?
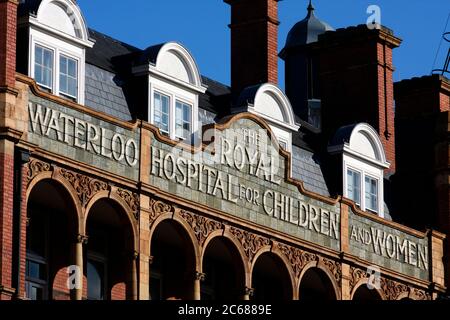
[33,0,93,47]
[329,123,389,168]
[235,83,299,132]
[136,42,206,93]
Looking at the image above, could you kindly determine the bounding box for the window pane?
[175,101,191,140]
[365,176,378,212]
[35,46,43,65]
[34,45,53,89]
[26,260,46,280]
[60,56,67,73]
[153,92,170,134]
[26,284,44,301]
[60,74,67,93]
[68,59,77,77]
[68,78,77,97]
[43,50,53,68]
[35,65,43,84]
[59,56,78,98]
[347,169,361,204]
[87,259,105,300]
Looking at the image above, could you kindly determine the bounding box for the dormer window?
[329,123,390,218]
[27,0,94,104]
[233,83,300,154]
[133,42,207,144]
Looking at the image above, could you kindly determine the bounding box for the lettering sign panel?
[27,92,140,181]
[349,211,429,281]
[149,118,341,251]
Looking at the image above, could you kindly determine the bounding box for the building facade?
[0,0,448,300]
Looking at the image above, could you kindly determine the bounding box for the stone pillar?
[429,230,446,296]
[131,251,138,300]
[139,194,151,300]
[194,272,205,300]
[242,287,254,300]
[74,235,88,300]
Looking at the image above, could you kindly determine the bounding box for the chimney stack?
[224,0,280,95]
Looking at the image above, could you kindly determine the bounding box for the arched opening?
[201,237,246,300]
[299,268,336,301]
[150,220,196,300]
[252,253,293,301]
[352,285,383,301]
[26,179,78,300]
[86,199,135,300]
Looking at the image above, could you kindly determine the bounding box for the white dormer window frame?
[343,158,383,216]
[150,82,197,142]
[26,0,94,105]
[133,42,207,144]
[329,123,390,218]
[30,36,84,103]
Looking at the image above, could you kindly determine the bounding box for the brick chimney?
[224,0,279,95]
[0,0,18,89]
[315,25,401,174]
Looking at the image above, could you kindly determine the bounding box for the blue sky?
[77,0,450,87]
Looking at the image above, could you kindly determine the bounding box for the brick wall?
[225,0,279,95]
[316,25,400,175]
[394,75,450,287]
[0,0,18,88]
[0,142,14,300]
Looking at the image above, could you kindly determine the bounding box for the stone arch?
[298,262,341,300]
[250,245,296,300]
[397,291,415,301]
[200,229,251,285]
[351,279,385,300]
[27,171,82,234]
[83,190,139,250]
[149,212,201,269]
[26,172,81,300]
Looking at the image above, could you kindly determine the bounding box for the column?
[74,235,88,300]
[131,251,138,300]
[194,272,205,300]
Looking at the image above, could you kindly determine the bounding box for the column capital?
[76,234,89,245]
[195,272,206,282]
[245,287,255,297]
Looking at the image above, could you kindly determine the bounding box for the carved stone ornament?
[149,198,174,225]
[277,243,317,278]
[411,288,431,301]
[229,227,270,263]
[380,277,409,300]
[322,257,342,284]
[27,159,52,183]
[76,234,89,245]
[178,210,223,247]
[349,266,367,292]
[195,272,206,282]
[60,168,108,207]
[117,188,140,220]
